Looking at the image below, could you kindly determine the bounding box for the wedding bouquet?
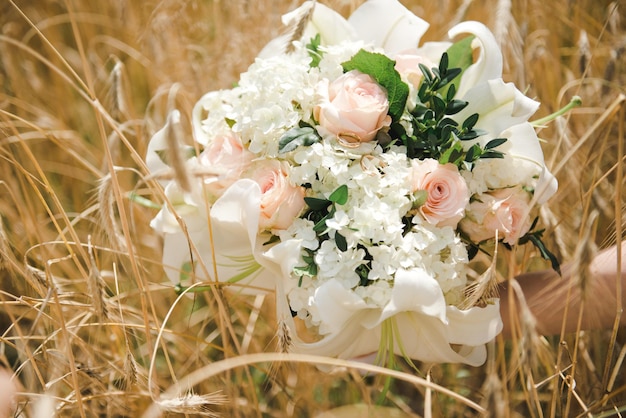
[146,0,558,366]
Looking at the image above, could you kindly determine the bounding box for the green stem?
[127,192,161,209]
[175,283,215,295]
[531,96,582,126]
[376,319,396,405]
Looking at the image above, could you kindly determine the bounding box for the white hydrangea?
[314,240,367,289]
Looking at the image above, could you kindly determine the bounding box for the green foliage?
[391,47,506,169]
[306,33,323,67]
[517,218,561,274]
[279,123,322,153]
[295,185,351,280]
[439,36,474,96]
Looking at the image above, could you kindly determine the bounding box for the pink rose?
[198,131,254,198]
[460,187,532,245]
[394,49,435,89]
[411,159,469,228]
[314,70,392,144]
[249,161,306,231]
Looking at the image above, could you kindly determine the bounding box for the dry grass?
[0,0,624,416]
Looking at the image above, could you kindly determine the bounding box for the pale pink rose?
[198,131,254,198]
[249,161,306,231]
[314,70,392,144]
[411,159,469,228]
[394,49,435,89]
[460,187,532,245]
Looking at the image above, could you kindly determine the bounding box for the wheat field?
[0,0,624,416]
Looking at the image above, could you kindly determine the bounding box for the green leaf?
[465,143,481,162]
[306,34,323,68]
[445,99,468,115]
[528,234,561,275]
[462,113,480,131]
[225,117,236,128]
[485,137,507,149]
[432,95,446,116]
[438,52,449,78]
[313,213,331,232]
[294,263,317,277]
[418,63,433,84]
[180,261,193,283]
[439,142,463,165]
[278,126,321,153]
[328,184,349,205]
[446,83,457,101]
[480,150,505,159]
[342,50,409,123]
[304,196,331,211]
[441,36,475,97]
[439,68,462,88]
[335,232,348,252]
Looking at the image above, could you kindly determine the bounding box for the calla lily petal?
[210,179,261,253]
[377,268,447,324]
[348,0,429,55]
[448,21,503,98]
[315,279,373,334]
[146,110,180,184]
[446,302,502,346]
[499,123,558,203]
[158,179,278,293]
[452,79,540,145]
[414,41,452,63]
[150,182,204,235]
[260,238,305,294]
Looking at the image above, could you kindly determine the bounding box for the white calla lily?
[347,0,429,55]
[156,179,279,293]
[146,110,181,185]
[448,21,503,98]
[452,79,540,145]
[281,269,502,366]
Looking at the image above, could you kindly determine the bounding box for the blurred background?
[0,0,624,416]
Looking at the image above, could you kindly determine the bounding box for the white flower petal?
[499,123,558,202]
[348,0,429,55]
[453,79,539,144]
[414,41,452,63]
[158,179,277,292]
[314,279,373,334]
[210,179,261,252]
[260,238,305,294]
[377,268,447,324]
[146,110,180,183]
[446,301,503,346]
[448,21,503,97]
